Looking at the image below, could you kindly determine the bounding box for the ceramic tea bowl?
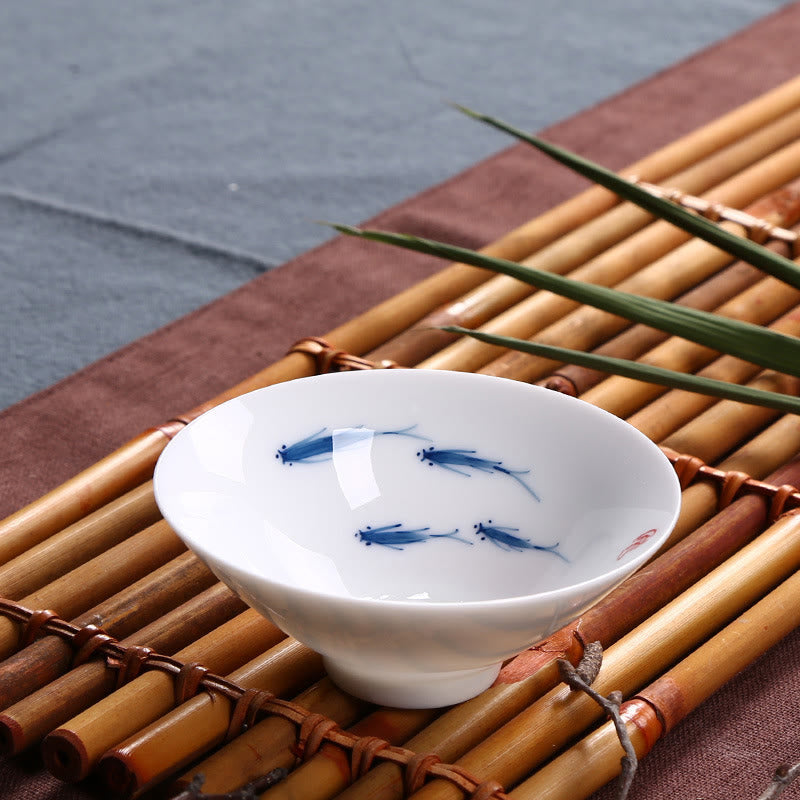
[154,369,681,708]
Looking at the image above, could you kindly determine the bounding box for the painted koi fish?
[616,528,657,561]
[417,446,541,501]
[276,425,428,465]
[473,520,568,561]
[355,523,473,551]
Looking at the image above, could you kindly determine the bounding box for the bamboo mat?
[3,6,800,800]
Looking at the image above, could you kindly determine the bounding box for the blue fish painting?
[276,425,428,465]
[473,520,568,561]
[355,523,473,551]
[417,446,541,501]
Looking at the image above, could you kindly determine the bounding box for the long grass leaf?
[443,326,800,415]
[452,104,800,291]
[328,223,800,378]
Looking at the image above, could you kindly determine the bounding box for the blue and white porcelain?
[153,369,681,708]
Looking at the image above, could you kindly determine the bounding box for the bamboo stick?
[654,371,800,464]
[0,550,217,711]
[0,519,186,660]
[0,582,245,756]
[411,109,800,373]
[99,638,327,797]
[712,408,800,478]
[538,257,766,396]
[0,480,159,586]
[259,707,439,800]
[404,511,800,800]
[0,428,171,565]
[665,411,800,547]
[41,609,284,782]
[473,158,800,383]
[327,457,800,800]
[169,678,371,797]
[6,75,800,555]
[423,155,800,377]
[624,323,800,450]
[510,564,800,800]
[638,366,800,456]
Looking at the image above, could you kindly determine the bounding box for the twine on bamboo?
[632,177,800,253]
[660,448,800,521]
[288,337,401,373]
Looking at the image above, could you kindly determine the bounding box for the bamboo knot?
[620,696,666,750]
[631,178,800,248]
[289,337,400,373]
[110,644,154,688]
[175,662,209,704]
[405,752,442,795]
[153,418,188,440]
[71,625,117,667]
[20,609,60,649]
[292,713,341,762]
[225,687,275,741]
[350,735,390,779]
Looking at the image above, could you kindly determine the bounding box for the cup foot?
[323,658,501,708]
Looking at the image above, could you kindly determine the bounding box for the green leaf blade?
[329,223,800,379]
[452,104,800,291]
[443,326,800,416]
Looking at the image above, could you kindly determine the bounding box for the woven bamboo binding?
[0,598,509,800]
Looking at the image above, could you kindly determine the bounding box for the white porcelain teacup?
[154,370,681,708]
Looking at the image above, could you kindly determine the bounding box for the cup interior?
[154,370,681,607]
